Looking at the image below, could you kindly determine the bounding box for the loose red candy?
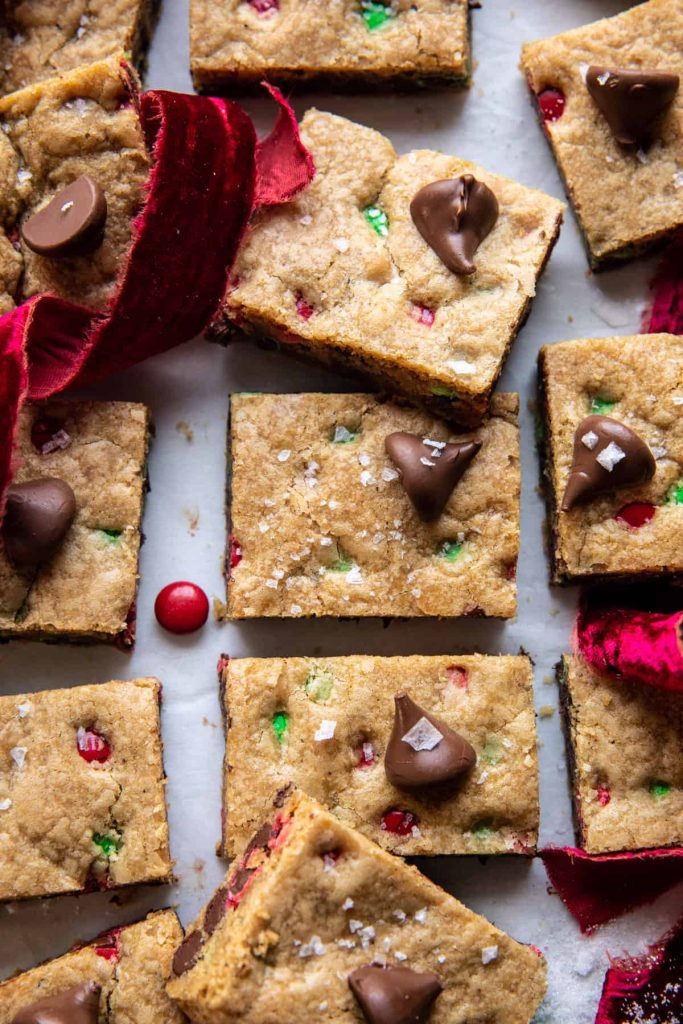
[537,88,566,123]
[615,502,656,529]
[155,581,209,634]
[381,809,419,836]
[77,728,111,763]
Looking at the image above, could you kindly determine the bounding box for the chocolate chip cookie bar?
[167,790,547,1024]
[0,56,149,316]
[222,110,563,428]
[520,0,683,269]
[538,334,683,584]
[558,655,683,855]
[191,0,471,94]
[0,910,185,1021]
[0,399,150,645]
[0,0,157,94]
[0,677,172,901]
[228,392,520,619]
[219,654,539,858]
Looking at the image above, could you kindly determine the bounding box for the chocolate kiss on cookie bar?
[562,415,656,511]
[385,693,476,791]
[410,174,499,275]
[385,432,481,521]
[585,66,679,149]
[1,477,76,571]
[348,964,443,1024]
[11,982,101,1024]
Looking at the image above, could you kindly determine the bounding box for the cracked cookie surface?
[0,678,172,901]
[227,392,520,619]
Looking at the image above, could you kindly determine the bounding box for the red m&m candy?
[155,581,209,634]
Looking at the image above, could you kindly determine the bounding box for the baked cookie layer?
[228,393,520,619]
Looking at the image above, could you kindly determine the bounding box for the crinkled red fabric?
[0,77,313,512]
[541,846,683,934]
[646,230,683,334]
[595,916,683,1023]
[576,586,683,693]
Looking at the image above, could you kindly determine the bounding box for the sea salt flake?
[342,897,354,910]
[382,467,399,482]
[277,449,291,462]
[290,604,302,615]
[16,168,32,184]
[320,537,333,546]
[420,457,435,467]
[17,702,31,718]
[651,446,667,460]
[359,926,375,949]
[333,426,353,443]
[581,431,599,450]
[265,579,278,589]
[299,935,326,958]
[337,938,356,949]
[437,955,446,964]
[448,359,475,375]
[414,908,428,923]
[258,521,270,533]
[329,499,340,509]
[358,452,372,467]
[597,70,610,85]
[360,470,375,487]
[333,237,350,252]
[346,565,363,585]
[596,442,626,471]
[319,1003,328,1012]
[481,945,498,965]
[315,720,337,741]
[349,919,363,934]
[0,799,11,811]
[401,717,443,752]
[300,214,313,225]
[10,747,26,768]
[423,438,446,450]
[395,951,408,961]
[673,169,683,189]
[393,910,407,923]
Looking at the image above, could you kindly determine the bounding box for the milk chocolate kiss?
[561,415,656,511]
[11,982,100,1024]
[348,964,443,1024]
[385,432,481,521]
[384,693,476,791]
[2,478,76,571]
[410,174,498,275]
[585,66,679,148]
[21,175,107,258]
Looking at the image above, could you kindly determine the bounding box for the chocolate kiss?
[11,982,101,1024]
[21,175,107,258]
[384,693,476,791]
[2,478,76,571]
[586,66,679,148]
[561,415,656,512]
[410,174,499,275]
[349,964,443,1024]
[385,432,481,521]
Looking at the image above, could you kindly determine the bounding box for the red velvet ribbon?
[0,75,314,514]
[541,846,683,933]
[576,585,683,693]
[647,230,683,334]
[595,915,683,1023]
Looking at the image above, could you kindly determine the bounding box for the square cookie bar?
[220,654,539,858]
[0,0,157,94]
[223,110,563,428]
[191,0,471,94]
[167,790,547,1024]
[0,677,172,901]
[521,0,683,269]
[0,56,149,316]
[558,655,683,855]
[0,910,185,1022]
[0,399,150,645]
[228,393,520,619]
[539,334,683,584]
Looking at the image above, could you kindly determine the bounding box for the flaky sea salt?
[277,449,291,462]
[333,237,350,253]
[0,798,11,811]
[382,467,399,482]
[10,747,26,768]
[358,452,372,466]
[448,359,475,375]
[299,935,325,958]
[17,702,31,718]
[314,720,337,741]
[414,908,428,923]
[290,604,302,615]
[481,945,498,965]
[342,897,354,910]
[359,470,375,487]
[581,431,599,450]
[596,442,626,471]
[401,717,443,752]
[347,565,363,584]
[420,457,436,467]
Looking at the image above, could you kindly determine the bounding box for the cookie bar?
[558,655,683,855]
[219,654,539,858]
[167,790,547,1024]
[222,110,563,428]
[520,0,683,269]
[0,0,157,94]
[0,56,149,316]
[0,677,172,901]
[0,399,150,645]
[190,0,471,94]
[228,393,520,619]
[0,910,185,1021]
[539,334,683,584]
